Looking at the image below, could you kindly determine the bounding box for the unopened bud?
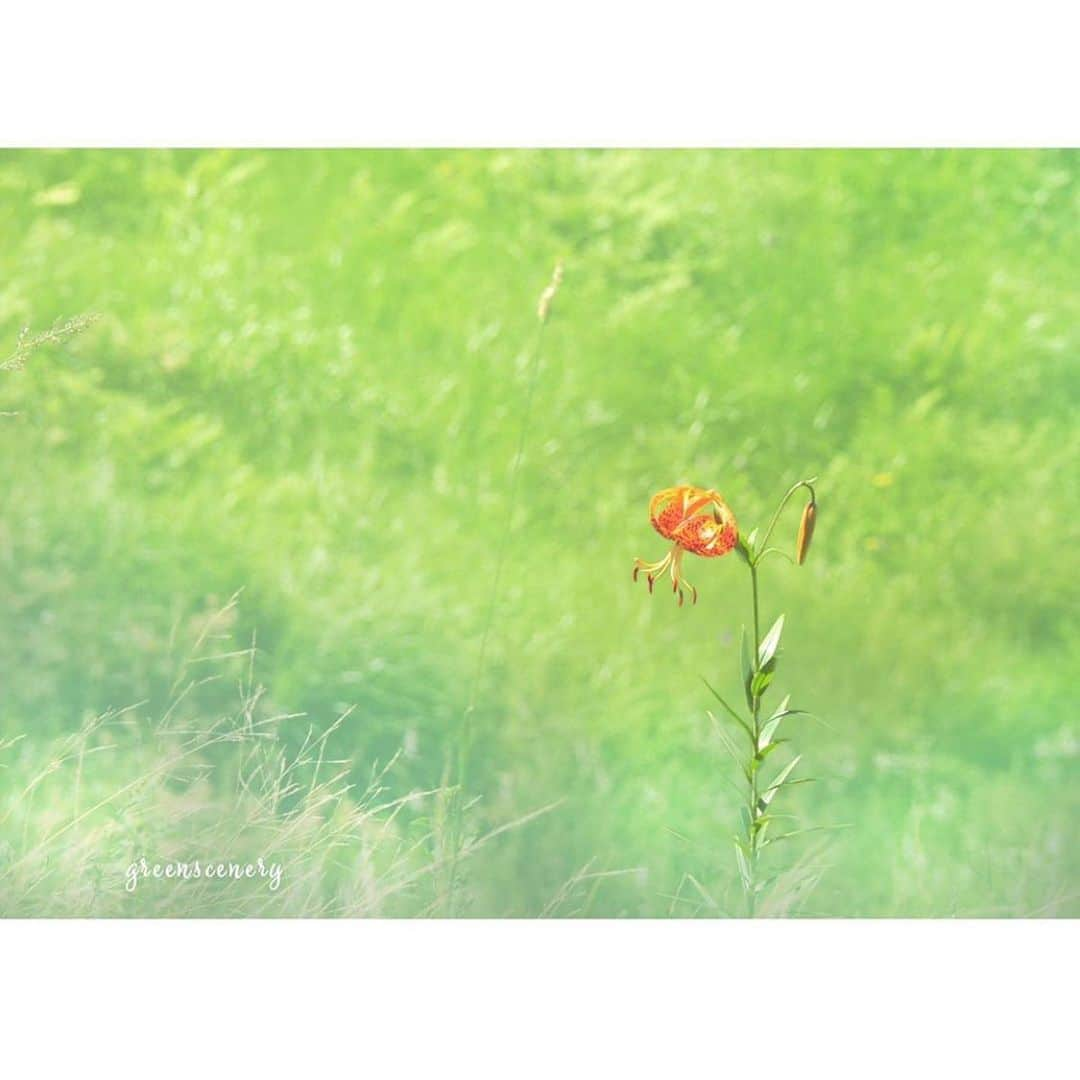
[795,498,817,565]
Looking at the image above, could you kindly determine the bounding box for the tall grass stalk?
[438,261,564,913]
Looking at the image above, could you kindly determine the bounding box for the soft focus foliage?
[1,150,1077,915]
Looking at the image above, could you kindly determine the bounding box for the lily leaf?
[752,741,786,770]
[760,823,853,849]
[768,694,791,721]
[702,678,754,745]
[740,628,754,709]
[750,668,774,699]
[734,840,752,889]
[753,812,796,831]
[707,711,742,767]
[760,754,802,806]
[758,614,785,670]
[758,714,783,750]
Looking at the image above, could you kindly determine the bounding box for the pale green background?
[1,150,1076,915]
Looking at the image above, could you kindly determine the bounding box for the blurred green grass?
[1,149,1077,915]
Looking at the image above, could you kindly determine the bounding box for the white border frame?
[1,3,1076,146]
[2,4,1075,1069]
[2,920,1075,1074]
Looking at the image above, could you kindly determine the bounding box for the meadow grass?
[1,149,1077,915]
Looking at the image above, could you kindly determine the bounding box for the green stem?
[756,478,817,556]
[746,562,762,917]
[737,476,817,917]
[751,562,761,657]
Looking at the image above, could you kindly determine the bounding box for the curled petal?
[649,487,693,540]
[672,513,738,558]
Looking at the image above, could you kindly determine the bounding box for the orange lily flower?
[633,486,739,606]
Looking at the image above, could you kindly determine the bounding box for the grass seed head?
[536,260,565,324]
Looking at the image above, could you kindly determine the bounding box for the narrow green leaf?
[740,628,754,709]
[768,707,819,728]
[754,741,785,768]
[768,694,791,722]
[702,679,754,744]
[761,754,802,806]
[734,840,752,889]
[750,669,774,699]
[760,823,853,849]
[758,714,783,749]
[758,614,785,669]
[753,812,796,831]
[707,711,742,768]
